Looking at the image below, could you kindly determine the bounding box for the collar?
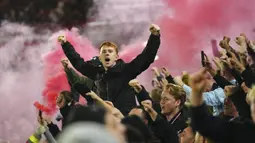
[170,110,182,124]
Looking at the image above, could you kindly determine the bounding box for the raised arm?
[190,68,255,143]
[58,36,99,80]
[125,24,161,79]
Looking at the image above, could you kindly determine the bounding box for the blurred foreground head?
[65,105,126,143]
[57,122,119,143]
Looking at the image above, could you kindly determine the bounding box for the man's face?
[160,91,180,116]
[179,127,195,143]
[99,46,118,68]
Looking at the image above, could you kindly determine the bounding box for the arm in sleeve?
[125,34,160,79]
[61,42,99,80]
[165,75,175,84]
[191,103,229,143]
[151,115,179,143]
[213,73,233,88]
[229,87,251,120]
[135,86,152,104]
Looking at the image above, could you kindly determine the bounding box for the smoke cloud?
[136,0,255,88]
[1,0,255,142]
[0,22,54,142]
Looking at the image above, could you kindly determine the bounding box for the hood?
[107,59,126,73]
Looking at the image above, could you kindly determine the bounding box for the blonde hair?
[100,41,118,54]
[150,88,163,103]
[164,83,186,107]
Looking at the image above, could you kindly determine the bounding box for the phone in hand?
[201,51,206,67]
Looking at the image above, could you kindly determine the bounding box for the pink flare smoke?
[123,0,255,90]
[42,0,255,110]
[42,29,97,113]
[148,0,255,77]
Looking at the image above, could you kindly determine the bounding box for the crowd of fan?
[26,25,255,143]
[0,0,96,27]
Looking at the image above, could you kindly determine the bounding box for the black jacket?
[191,103,255,143]
[61,34,161,115]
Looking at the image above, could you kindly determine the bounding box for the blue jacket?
[182,84,225,116]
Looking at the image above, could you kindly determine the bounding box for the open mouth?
[105,58,110,62]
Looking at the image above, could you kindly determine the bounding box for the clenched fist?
[189,68,208,95]
[58,35,67,44]
[141,100,153,113]
[129,79,143,93]
[150,24,160,36]
[61,59,69,68]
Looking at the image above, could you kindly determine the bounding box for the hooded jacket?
[61,34,160,115]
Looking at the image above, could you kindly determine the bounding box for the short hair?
[150,88,162,103]
[100,41,118,54]
[163,83,186,108]
[59,90,73,103]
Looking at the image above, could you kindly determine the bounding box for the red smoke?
[41,29,97,113]
[41,0,255,111]
[157,0,255,69]
[137,0,255,89]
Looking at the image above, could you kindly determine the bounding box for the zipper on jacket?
[105,71,109,101]
[106,82,109,101]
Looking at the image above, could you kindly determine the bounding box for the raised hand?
[189,68,209,106]
[161,67,170,77]
[86,91,98,99]
[189,68,208,95]
[235,33,247,45]
[238,52,248,67]
[224,85,237,97]
[159,78,168,88]
[229,57,245,73]
[151,67,160,77]
[219,36,231,52]
[61,59,69,68]
[57,35,67,44]
[235,33,248,53]
[174,76,184,86]
[129,79,143,93]
[141,100,158,121]
[149,24,160,36]
[212,57,222,71]
[202,52,217,76]
[141,100,153,113]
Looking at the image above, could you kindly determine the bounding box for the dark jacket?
[61,34,161,115]
[191,103,255,143]
[150,112,187,143]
